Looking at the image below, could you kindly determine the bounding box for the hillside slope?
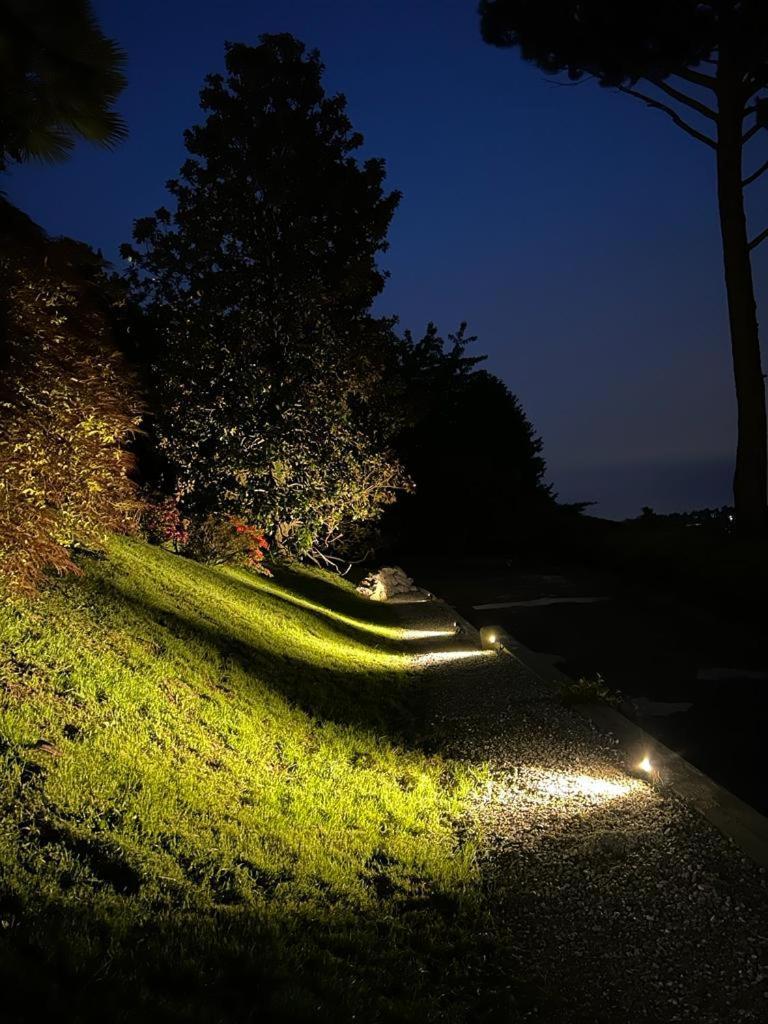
[0,538,497,1023]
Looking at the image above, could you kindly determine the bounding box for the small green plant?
[560,673,622,708]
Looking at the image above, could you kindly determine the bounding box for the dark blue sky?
[7,0,768,518]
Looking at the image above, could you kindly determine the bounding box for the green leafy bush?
[559,673,622,708]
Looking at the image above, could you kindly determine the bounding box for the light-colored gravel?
[398,594,768,1023]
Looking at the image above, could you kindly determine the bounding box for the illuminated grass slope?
[0,537,506,1023]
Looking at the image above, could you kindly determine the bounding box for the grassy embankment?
[0,537,512,1023]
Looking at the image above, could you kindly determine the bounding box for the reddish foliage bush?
[229,517,271,574]
[185,515,271,575]
[0,203,143,596]
[143,496,190,550]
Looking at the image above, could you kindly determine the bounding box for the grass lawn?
[0,537,517,1022]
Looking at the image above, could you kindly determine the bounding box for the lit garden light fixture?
[480,626,502,651]
[624,746,660,781]
[631,753,660,781]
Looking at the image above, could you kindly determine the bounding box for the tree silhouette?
[0,0,127,169]
[122,35,404,560]
[480,0,768,535]
[384,322,551,550]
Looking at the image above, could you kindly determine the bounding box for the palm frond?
[0,0,128,165]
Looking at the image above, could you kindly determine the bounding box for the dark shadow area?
[267,564,397,628]
[220,569,407,643]
[0,880,532,1024]
[525,513,768,627]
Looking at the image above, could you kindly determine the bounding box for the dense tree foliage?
[0,202,141,594]
[383,323,551,550]
[0,27,555,589]
[0,0,126,169]
[122,35,407,562]
[480,0,768,535]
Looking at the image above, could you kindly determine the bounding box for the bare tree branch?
[743,157,768,187]
[673,67,717,90]
[617,85,717,148]
[748,225,768,250]
[652,78,718,120]
[743,122,764,144]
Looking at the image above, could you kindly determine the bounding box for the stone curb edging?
[438,597,768,871]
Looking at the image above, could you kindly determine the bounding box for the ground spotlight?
[480,626,501,651]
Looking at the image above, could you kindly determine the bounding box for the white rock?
[356,566,417,602]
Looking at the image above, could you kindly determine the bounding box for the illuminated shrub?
[0,203,142,596]
[142,495,190,550]
[186,515,271,575]
[230,518,271,573]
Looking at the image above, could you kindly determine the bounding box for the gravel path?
[398,592,768,1023]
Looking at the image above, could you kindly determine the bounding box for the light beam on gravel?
[416,650,495,664]
[400,628,456,640]
[534,772,635,801]
[482,768,643,809]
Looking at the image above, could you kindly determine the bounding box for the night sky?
[7,0,768,519]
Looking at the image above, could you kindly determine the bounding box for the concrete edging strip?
[439,597,768,870]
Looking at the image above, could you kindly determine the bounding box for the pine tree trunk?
[716,64,768,536]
